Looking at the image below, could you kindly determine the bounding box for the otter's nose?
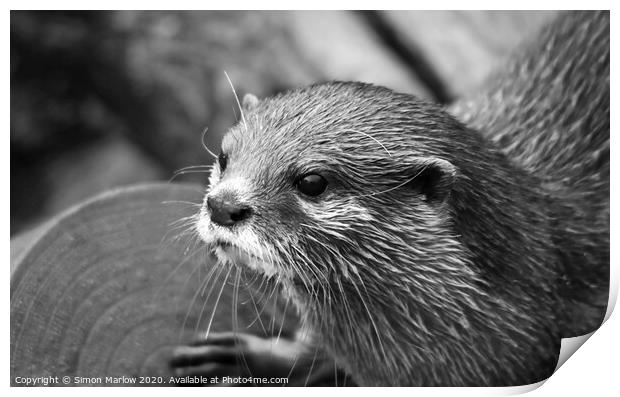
[206,195,252,227]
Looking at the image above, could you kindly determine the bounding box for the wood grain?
[10,183,293,386]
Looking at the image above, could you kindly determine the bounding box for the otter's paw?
[170,332,300,386]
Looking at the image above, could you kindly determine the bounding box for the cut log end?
[10,183,294,386]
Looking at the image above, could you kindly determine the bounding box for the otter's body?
[451,10,609,338]
[174,11,609,386]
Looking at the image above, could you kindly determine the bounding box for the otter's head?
[197,81,484,324]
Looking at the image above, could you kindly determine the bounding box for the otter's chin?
[210,242,279,278]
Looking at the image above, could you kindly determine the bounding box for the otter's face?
[196,84,471,316]
[195,112,355,287]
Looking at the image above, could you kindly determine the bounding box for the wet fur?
[197,11,609,386]
[451,10,609,337]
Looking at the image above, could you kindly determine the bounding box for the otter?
[170,11,609,386]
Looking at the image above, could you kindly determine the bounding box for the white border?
[5,3,617,396]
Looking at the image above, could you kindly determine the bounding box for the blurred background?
[10,10,557,236]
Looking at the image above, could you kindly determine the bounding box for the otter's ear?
[242,93,259,111]
[406,157,456,204]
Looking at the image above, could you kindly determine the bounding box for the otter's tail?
[451,11,609,337]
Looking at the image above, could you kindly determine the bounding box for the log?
[10,183,293,386]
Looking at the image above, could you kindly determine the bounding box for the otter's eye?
[296,174,327,197]
[218,152,228,172]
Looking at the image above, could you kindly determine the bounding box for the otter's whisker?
[232,267,254,378]
[334,276,357,356]
[350,273,389,364]
[164,214,199,233]
[346,128,392,157]
[241,273,267,335]
[160,215,199,247]
[303,340,322,387]
[202,266,233,341]
[201,126,218,159]
[194,262,226,334]
[355,164,430,198]
[275,295,291,344]
[179,258,218,341]
[167,222,202,256]
[177,256,211,341]
[172,164,214,173]
[168,169,214,183]
[224,70,247,132]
